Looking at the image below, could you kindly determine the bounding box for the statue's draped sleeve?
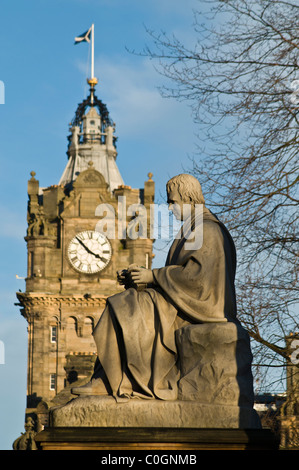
[152,211,237,323]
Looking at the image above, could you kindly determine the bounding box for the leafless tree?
[143,0,299,392]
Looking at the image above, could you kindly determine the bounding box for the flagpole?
[75,25,98,98]
[87,24,97,104]
[91,23,94,79]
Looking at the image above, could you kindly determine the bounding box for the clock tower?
[16,78,155,429]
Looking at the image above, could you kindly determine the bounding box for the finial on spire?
[87,77,98,105]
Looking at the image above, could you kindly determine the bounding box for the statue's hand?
[128,265,154,285]
[117,269,127,284]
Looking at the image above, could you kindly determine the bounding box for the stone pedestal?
[35,427,279,450]
[48,395,260,429]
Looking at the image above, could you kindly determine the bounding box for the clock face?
[68,230,112,274]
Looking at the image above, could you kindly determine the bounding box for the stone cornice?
[16,292,108,313]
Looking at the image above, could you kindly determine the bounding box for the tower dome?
[59,80,124,192]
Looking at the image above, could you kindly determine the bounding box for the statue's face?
[167,187,185,220]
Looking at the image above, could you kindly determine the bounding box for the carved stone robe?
[92,207,238,401]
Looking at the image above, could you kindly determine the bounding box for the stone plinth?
[49,395,260,429]
[35,427,279,451]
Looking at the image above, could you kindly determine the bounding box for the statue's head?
[166,174,205,220]
[166,173,205,204]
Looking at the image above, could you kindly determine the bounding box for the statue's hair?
[166,173,205,204]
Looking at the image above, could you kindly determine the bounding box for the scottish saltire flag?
[74,27,91,44]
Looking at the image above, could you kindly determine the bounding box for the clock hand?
[75,237,107,262]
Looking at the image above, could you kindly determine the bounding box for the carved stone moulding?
[16,292,107,319]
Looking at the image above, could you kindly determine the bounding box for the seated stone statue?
[71,173,240,401]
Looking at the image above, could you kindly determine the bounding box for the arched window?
[49,373,56,391]
[66,316,78,333]
[66,316,78,349]
[50,326,57,343]
[84,317,94,337]
[49,317,59,344]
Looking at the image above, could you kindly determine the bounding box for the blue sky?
[0,0,201,449]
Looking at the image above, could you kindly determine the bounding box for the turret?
[82,107,102,143]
